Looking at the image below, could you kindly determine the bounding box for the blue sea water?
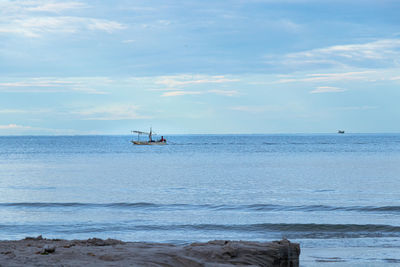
[0,134,399,266]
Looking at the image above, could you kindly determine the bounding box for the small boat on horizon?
[131,128,167,145]
[338,130,345,134]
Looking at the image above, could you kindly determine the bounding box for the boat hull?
[131,141,167,145]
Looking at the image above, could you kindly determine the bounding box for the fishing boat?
[131,128,167,145]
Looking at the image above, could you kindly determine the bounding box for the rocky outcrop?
[0,236,300,266]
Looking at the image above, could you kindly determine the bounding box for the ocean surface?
[0,134,399,266]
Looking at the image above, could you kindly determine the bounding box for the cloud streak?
[161,91,202,97]
[161,89,238,97]
[0,108,51,114]
[0,1,88,14]
[0,78,107,94]
[0,1,125,37]
[208,89,238,96]
[310,86,346,94]
[0,123,78,134]
[26,1,88,13]
[229,106,269,113]
[334,106,378,111]
[0,16,126,37]
[229,104,300,113]
[266,39,400,70]
[0,124,31,130]
[276,71,375,83]
[71,105,150,120]
[156,75,239,88]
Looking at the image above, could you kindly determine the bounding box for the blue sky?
[1,0,399,134]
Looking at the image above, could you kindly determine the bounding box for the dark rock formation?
[0,237,300,266]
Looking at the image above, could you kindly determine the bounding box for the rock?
[1,250,16,258]
[42,245,56,253]
[24,235,43,241]
[186,239,300,267]
[85,238,124,246]
[0,237,300,266]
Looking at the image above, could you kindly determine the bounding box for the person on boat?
[159,136,166,142]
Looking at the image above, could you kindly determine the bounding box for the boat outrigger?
[131,128,167,145]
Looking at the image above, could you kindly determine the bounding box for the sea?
[0,134,399,266]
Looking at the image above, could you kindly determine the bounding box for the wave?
[1,223,399,239]
[144,140,384,146]
[244,204,400,213]
[0,202,158,208]
[121,223,400,234]
[2,202,400,213]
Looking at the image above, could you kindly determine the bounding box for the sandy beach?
[0,236,300,266]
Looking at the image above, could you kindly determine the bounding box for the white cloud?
[0,109,26,114]
[300,39,400,60]
[147,88,182,92]
[0,124,31,129]
[122,39,136,43]
[310,86,346,94]
[0,16,126,37]
[266,39,400,70]
[26,2,87,13]
[87,19,126,33]
[152,75,240,97]
[0,124,78,134]
[0,1,119,38]
[0,108,50,114]
[71,105,150,120]
[334,106,378,111]
[229,104,295,113]
[0,80,73,87]
[156,75,239,88]
[208,89,238,96]
[275,19,301,32]
[126,75,241,94]
[161,91,202,97]
[276,71,375,83]
[229,106,268,113]
[0,78,107,94]
[158,20,171,26]
[0,1,87,14]
[161,89,238,97]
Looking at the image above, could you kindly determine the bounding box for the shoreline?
[0,235,300,266]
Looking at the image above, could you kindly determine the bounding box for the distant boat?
[131,128,167,145]
[338,130,345,134]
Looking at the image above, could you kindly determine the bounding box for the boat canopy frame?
[131,128,157,142]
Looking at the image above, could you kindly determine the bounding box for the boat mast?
[149,127,152,142]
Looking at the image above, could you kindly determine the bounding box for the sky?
[0,0,400,134]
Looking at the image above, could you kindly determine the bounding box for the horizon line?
[0,132,399,137]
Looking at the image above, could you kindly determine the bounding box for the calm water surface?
[0,134,399,266]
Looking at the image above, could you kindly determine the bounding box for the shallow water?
[0,134,399,266]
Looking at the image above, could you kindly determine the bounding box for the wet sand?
[0,236,300,266]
